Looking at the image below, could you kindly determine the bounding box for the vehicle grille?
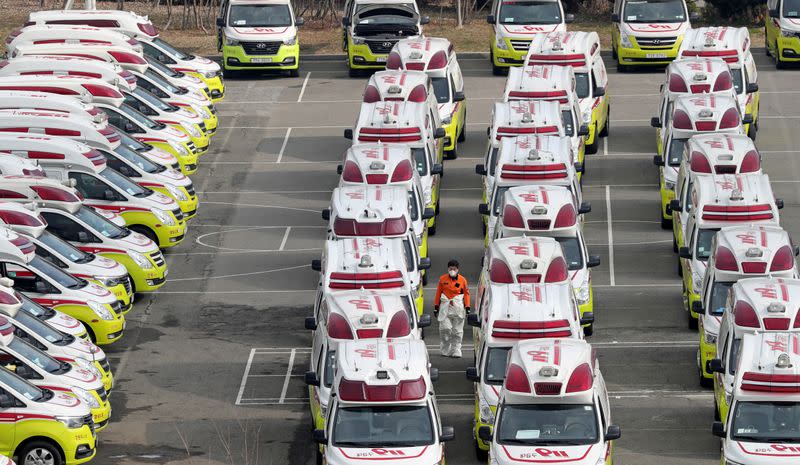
[527,219,552,230]
[95,387,108,403]
[98,357,110,373]
[186,141,198,154]
[82,414,94,428]
[635,36,677,48]
[150,250,165,267]
[510,39,532,51]
[186,183,196,196]
[109,301,122,316]
[241,41,282,55]
[198,122,207,133]
[172,208,184,222]
[171,162,181,171]
[365,39,396,54]
[208,105,216,115]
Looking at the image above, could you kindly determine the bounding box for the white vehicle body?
[12,42,148,74]
[0,55,137,92]
[477,236,570,298]
[490,0,569,61]
[122,86,207,139]
[0,154,44,177]
[363,70,440,134]
[483,338,618,465]
[317,338,451,464]
[0,75,124,107]
[16,287,88,339]
[6,25,142,56]
[612,0,692,63]
[131,67,216,125]
[0,90,107,124]
[324,185,420,246]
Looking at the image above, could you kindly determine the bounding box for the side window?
[729,337,742,375]
[124,95,157,117]
[70,173,123,201]
[5,265,56,295]
[720,335,730,371]
[40,212,99,243]
[0,350,42,380]
[402,238,415,272]
[323,348,336,388]
[561,110,575,137]
[105,157,140,178]
[35,248,66,268]
[104,109,141,134]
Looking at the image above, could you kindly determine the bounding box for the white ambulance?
[494,186,599,333]
[12,42,149,74]
[478,338,620,465]
[696,226,798,387]
[387,37,466,158]
[611,0,695,70]
[337,142,437,235]
[0,75,124,107]
[526,31,610,155]
[312,338,453,464]
[323,185,432,258]
[0,55,138,92]
[0,91,107,124]
[713,331,800,465]
[14,285,89,340]
[304,290,432,432]
[711,278,800,422]
[678,27,760,139]
[675,173,782,328]
[5,25,142,56]
[652,93,746,228]
[466,282,586,456]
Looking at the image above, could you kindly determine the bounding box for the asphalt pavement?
[94,51,800,465]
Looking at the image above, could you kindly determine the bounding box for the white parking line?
[276,127,292,163]
[279,227,292,251]
[602,137,608,156]
[279,348,297,404]
[235,348,256,405]
[297,72,311,102]
[605,185,615,287]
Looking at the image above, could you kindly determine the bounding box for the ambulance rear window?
[561,110,574,137]
[484,347,511,385]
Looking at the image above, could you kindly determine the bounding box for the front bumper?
[347,42,389,69]
[778,36,800,61]
[86,311,125,346]
[65,425,97,465]
[491,40,527,67]
[110,253,168,293]
[189,72,225,102]
[223,43,300,70]
[660,182,675,221]
[617,36,682,66]
[150,141,199,175]
[578,288,594,326]
[699,331,716,380]
[90,400,111,432]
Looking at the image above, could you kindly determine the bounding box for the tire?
[714,399,721,421]
[348,67,359,78]
[428,224,437,236]
[677,256,683,277]
[700,372,713,388]
[482,221,487,237]
[422,272,428,286]
[445,149,457,160]
[130,225,159,246]
[289,67,300,78]
[777,50,787,69]
[18,441,64,465]
[748,121,757,141]
[612,45,618,60]
[583,324,594,337]
[765,30,772,57]
[475,442,488,462]
[599,107,610,138]
[457,114,466,142]
[585,125,599,155]
[660,215,671,230]
[315,447,323,465]
[687,289,698,330]
[223,68,238,79]
[617,63,630,73]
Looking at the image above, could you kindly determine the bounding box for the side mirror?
[746,82,759,94]
[321,208,331,221]
[776,198,785,210]
[690,11,700,21]
[295,17,305,27]
[487,15,496,24]
[312,429,327,445]
[342,17,352,26]
[434,127,446,139]
[580,314,595,326]
[216,17,225,27]
[418,257,432,270]
[304,371,320,386]
[467,313,481,328]
[77,231,89,243]
[564,13,575,24]
[304,317,317,331]
[343,128,353,140]
[611,13,620,22]
[0,394,13,409]
[795,245,800,256]
[466,366,480,382]
[707,359,724,374]
[587,255,601,268]
[669,199,682,213]
[578,202,592,214]
[440,426,455,442]
[594,87,606,97]
[678,247,692,260]
[692,301,704,314]
[429,367,439,382]
[769,8,779,18]
[477,426,493,442]
[650,117,662,128]
[712,421,726,438]
[420,16,430,25]
[475,164,487,176]
[478,203,490,216]
[311,259,322,272]
[103,189,117,201]
[453,91,465,102]
[574,162,584,174]
[653,155,665,167]
[418,314,432,328]
[336,164,343,175]
[422,208,435,220]
[742,114,754,125]
[431,164,444,176]
[605,425,622,441]
[578,125,589,137]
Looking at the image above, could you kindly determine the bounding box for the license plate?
[646,53,667,59]
[250,58,272,63]
[376,57,387,63]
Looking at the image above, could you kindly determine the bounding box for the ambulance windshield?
[484,347,512,385]
[229,5,292,28]
[498,1,562,25]
[555,237,584,270]
[332,405,434,447]
[497,404,599,445]
[784,0,800,17]
[731,401,800,443]
[695,229,719,261]
[623,0,686,23]
[575,73,590,99]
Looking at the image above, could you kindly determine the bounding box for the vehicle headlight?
[168,140,189,156]
[94,276,116,287]
[151,207,175,226]
[201,70,216,79]
[87,300,113,321]
[320,402,328,419]
[424,189,432,205]
[495,35,508,50]
[704,332,717,345]
[479,397,495,424]
[620,32,633,48]
[782,29,800,38]
[575,279,591,304]
[284,35,297,46]
[692,273,703,293]
[56,415,86,429]
[128,250,153,269]
[582,110,592,124]
[225,37,239,46]
[665,180,676,191]
[725,460,745,465]
[165,184,188,201]
[352,36,365,45]
[416,232,423,245]
[441,116,452,125]
[191,104,211,119]
[180,122,202,138]
[71,387,100,409]
[74,357,102,378]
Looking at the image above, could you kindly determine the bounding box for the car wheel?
[765,31,772,57]
[599,107,610,138]
[422,272,428,286]
[289,67,300,78]
[777,50,787,69]
[491,51,504,76]
[315,447,323,465]
[677,256,683,277]
[428,224,437,236]
[700,372,713,388]
[475,442,488,462]
[714,399,721,421]
[747,121,757,141]
[583,324,593,337]
[585,126,599,155]
[612,45,618,60]
[660,215,671,230]
[673,237,678,253]
[19,441,63,465]
[617,63,630,73]
[457,113,466,142]
[687,297,698,330]
[348,67,359,78]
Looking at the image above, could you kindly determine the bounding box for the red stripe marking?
[388,343,396,360]
[761,229,768,247]
[534,285,541,303]
[726,135,734,151]
[780,278,789,302]
[540,188,548,204]
[374,295,384,313]
[553,339,561,366]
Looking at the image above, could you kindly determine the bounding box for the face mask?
[449,270,458,278]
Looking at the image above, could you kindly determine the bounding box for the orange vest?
[434,274,470,308]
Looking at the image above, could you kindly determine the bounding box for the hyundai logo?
[652,39,661,45]
[382,42,393,48]
[256,43,267,49]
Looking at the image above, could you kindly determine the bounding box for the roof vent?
[717,154,734,161]
[777,353,793,369]
[539,366,559,377]
[532,205,548,215]
[359,255,374,268]
[387,84,402,94]
[767,302,786,313]
[698,108,714,118]
[360,312,379,325]
[527,149,540,161]
[693,73,707,82]
[519,259,536,270]
[369,161,385,171]
[745,247,763,258]
[522,112,533,124]
[383,113,395,125]
[704,35,715,48]
[376,370,389,379]
[730,189,744,201]
[409,51,423,60]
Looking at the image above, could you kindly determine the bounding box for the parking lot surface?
[96,52,800,464]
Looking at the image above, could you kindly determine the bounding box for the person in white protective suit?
[434,259,471,358]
